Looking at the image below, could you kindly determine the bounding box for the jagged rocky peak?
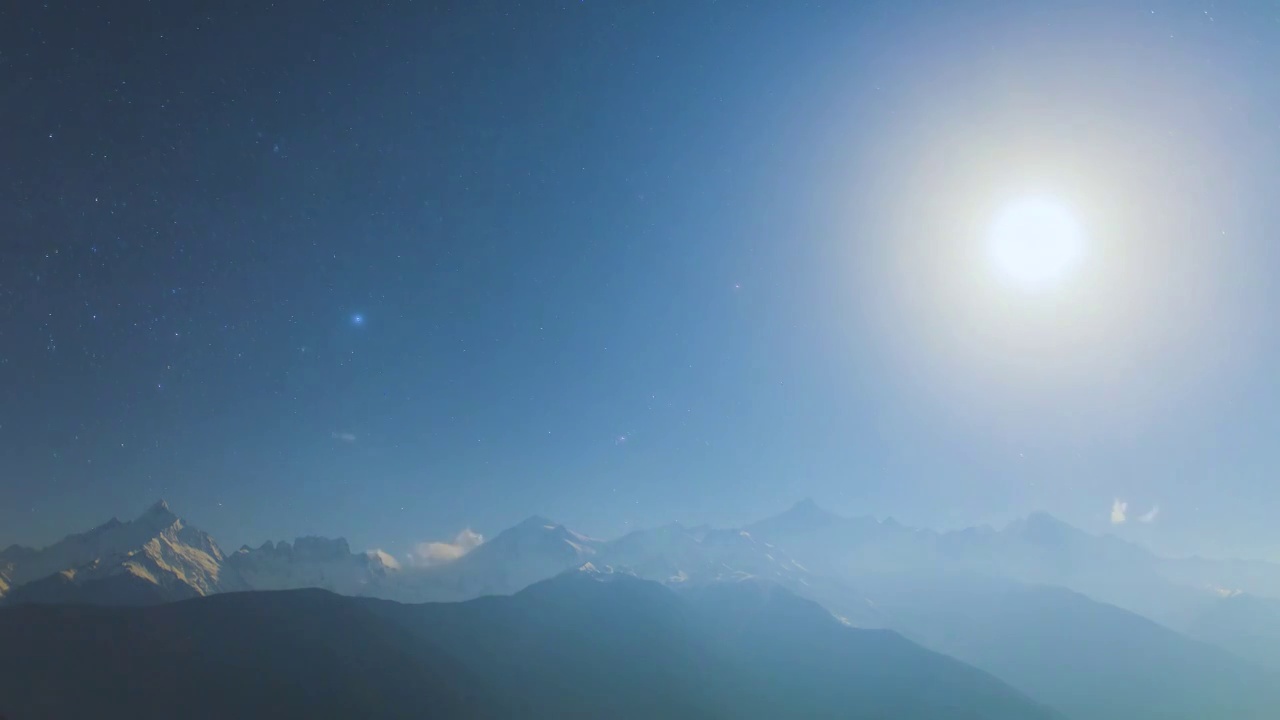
[239,537,354,561]
[87,517,124,534]
[292,536,353,561]
[0,499,227,603]
[138,499,180,529]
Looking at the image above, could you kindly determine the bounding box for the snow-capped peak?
[223,535,399,597]
[135,499,182,533]
[0,501,226,605]
[486,516,599,554]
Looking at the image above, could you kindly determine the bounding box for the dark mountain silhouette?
[0,588,485,720]
[856,573,1280,720]
[0,568,1061,720]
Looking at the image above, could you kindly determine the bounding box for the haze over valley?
[5,499,1280,718]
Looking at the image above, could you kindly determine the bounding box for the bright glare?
[987,197,1085,291]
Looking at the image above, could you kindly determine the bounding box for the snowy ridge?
[224,536,399,597]
[596,523,809,586]
[10,496,1280,639]
[2,500,227,605]
[395,516,603,602]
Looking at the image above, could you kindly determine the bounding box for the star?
[351,313,365,327]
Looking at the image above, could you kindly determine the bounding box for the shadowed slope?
[0,570,1061,720]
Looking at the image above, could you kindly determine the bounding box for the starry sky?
[3,1,1279,560]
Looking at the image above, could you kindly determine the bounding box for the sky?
[2,0,1279,560]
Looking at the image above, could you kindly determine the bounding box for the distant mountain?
[1184,592,1280,671]
[398,515,601,602]
[744,501,1249,628]
[0,570,1064,720]
[0,503,409,606]
[734,500,1280,716]
[10,498,1274,626]
[596,521,885,627]
[744,497,846,538]
[1159,554,1280,599]
[850,572,1280,720]
[10,494,1280,717]
[224,536,400,597]
[939,512,1209,626]
[599,523,807,583]
[745,499,936,576]
[0,500,226,606]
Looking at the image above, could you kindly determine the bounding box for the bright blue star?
[351,313,365,326]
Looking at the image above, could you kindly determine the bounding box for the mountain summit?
[0,501,226,606]
[746,497,844,537]
[137,499,179,529]
[398,516,601,602]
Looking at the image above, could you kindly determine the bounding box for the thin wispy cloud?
[408,529,484,568]
[1110,498,1128,525]
[1138,506,1160,524]
[331,431,357,443]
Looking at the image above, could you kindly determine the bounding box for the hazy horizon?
[1,493,1253,568]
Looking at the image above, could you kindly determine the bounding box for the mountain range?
[4,499,1280,719]
[0,567,1064,720]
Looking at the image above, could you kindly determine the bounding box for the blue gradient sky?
[3,1,1278,560]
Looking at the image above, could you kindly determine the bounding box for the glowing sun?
[986,196,1085,291]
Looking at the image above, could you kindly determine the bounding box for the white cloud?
[1110,498,1128,525]
[366,549,401,570]
[408,529,484,568]
[1138,505,1160,524]
[331,431,357,442]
